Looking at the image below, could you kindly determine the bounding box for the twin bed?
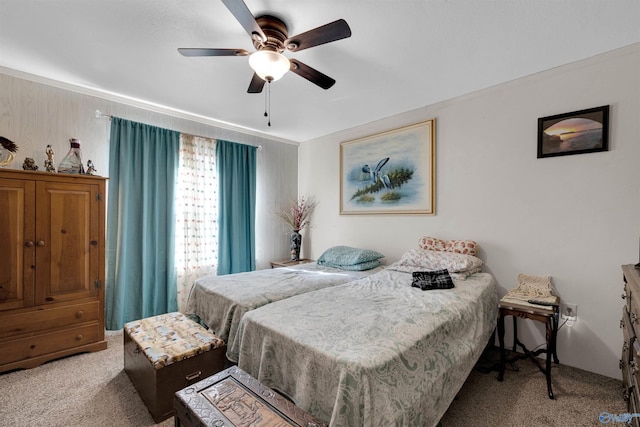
[185,241,498,427]
[185,246,385,362]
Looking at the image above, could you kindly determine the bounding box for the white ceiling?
[1,1,639,143]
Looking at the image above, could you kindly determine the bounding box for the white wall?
[0,71,299,270]
[299,43,640,379]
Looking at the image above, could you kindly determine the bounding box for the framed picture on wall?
[340,119,436,215]
[537,105,609,158]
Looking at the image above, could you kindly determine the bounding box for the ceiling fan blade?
[247,73,266,93]
[178,48,250,57]
[221,0,267,43]
[289,59,336,90]
[285,19,351,52]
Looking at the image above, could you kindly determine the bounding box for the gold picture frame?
[340,119,436,215]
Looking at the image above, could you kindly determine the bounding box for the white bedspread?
[235,268,498,427]
[185,262,382,362]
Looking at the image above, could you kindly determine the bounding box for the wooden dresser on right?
[621,264,640,424]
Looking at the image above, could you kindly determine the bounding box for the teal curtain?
[216,140,257,275]
[106,117,180,330]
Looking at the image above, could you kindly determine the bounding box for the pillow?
[387,249,482,279]
[418,236,478,256]
[319,259,381,271]
[317,246,384,266]
[418,236,446,252]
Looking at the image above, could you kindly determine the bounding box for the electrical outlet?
[561,303,577,320]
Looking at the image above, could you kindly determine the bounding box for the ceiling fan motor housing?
[253,15,289,52]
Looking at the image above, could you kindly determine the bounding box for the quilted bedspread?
[234,268,498,427]
[185,263,382,362]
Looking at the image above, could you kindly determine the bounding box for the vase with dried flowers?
[276,196,318,261]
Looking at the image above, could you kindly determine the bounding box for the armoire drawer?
[0,322,102,366]
[0,300,99,339]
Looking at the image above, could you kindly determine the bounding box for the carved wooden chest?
[174,366,327,427]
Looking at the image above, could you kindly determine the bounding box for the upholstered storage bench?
[124,312,226,423]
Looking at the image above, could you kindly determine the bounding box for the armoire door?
[34,180,101,305]
[0,178,35,311]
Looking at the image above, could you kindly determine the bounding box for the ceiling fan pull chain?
[267,80,271,127]
[264,83,268,118]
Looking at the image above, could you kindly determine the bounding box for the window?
[175,134,218,311]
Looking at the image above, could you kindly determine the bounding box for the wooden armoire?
[0,169,107,373]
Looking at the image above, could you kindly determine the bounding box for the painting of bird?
[362,157,390,185]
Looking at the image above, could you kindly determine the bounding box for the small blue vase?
[290,230,302,261]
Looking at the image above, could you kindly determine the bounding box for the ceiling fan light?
[249,50,290,82]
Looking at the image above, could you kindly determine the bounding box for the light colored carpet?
[0,331,627,427]
[0,330,172,427]
[440,348,627,427]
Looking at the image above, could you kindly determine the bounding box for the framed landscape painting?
[340,119,436,215]
[537,105,609,158]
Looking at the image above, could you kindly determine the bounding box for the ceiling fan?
[178,0,352,94]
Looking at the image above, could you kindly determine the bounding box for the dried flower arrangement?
[276,196,318,231]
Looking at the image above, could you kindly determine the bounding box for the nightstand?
[497,297,560,399]
[269,259,313,268]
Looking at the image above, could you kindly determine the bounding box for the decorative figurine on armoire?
[58,138,85,174]
[0,136,18,167]
[86,160,97,175]
[44,144,56,172]
[22,157,38,171]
